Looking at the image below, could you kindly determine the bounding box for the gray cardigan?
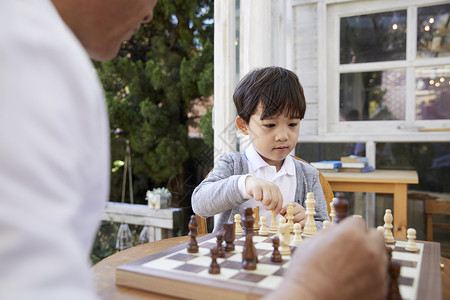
[192,152,330,232]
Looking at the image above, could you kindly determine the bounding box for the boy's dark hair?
[233,66,306,123]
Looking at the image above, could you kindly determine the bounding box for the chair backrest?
[425,199,450,242]
[291,156,334,216]
[195,215,208,235]
[194,155,335,233]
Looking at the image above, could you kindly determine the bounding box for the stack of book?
[310,160,342,171]
[338,155,374,173]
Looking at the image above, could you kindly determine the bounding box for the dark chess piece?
[270,236,282,263]
[333,192,349,224]
[242,207,258,270]
[223,222,235,252]
[384,246,402,300]
[209,246,220,274]
[386,261,402,300]
[187,215,199,253]
[216,232,226,258]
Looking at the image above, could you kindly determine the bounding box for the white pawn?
[383,209,395,244]
[323,220,330,230]
[279,223,291,255]
[269,210,278,232]
[259,216,268,236]
[377,226,385,234]
[405,228,418,252]
[291,223,303,245]
[234,214,242,234]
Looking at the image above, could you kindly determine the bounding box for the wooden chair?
[194,156,335,234]
[425,199,450,258]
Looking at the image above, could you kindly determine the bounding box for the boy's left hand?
[280,202,306,228]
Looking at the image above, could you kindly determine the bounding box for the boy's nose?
[275,128,289,141]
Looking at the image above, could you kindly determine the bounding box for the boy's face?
[236,103,301,170]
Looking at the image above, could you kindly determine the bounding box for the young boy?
[192,66,329,232]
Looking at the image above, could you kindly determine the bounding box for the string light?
[440,77,445,82]
[425,25,430,31]
[429,79,435,85]
[429,17,435,24]
[392,24,398,30]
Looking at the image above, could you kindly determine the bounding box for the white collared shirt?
[238,144,296,222]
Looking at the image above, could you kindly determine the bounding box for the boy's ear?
[235,117,249,135]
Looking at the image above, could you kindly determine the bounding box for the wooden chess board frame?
[115,233,442,300]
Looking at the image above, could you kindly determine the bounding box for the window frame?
[326,0,450,140]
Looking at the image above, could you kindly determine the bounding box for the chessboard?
[115,232,442,300]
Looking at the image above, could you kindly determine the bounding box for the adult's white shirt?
[0,1,110,299]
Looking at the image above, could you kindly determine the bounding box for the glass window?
[335,2,450,130]
[340,70,406,121]
[415,65,450,120]
[340,10,406,64]
[417,3,450,59]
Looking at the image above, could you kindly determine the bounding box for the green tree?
[95,0,214,206]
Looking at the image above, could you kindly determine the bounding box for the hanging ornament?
[116,223,133,252]
[138,226,151,245]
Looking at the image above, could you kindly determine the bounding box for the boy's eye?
[263,124,275,128]
[289,123,298,127]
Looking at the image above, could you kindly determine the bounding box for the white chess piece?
[259,216,268,236]
[377,226,385,234]
[278,216,286,234]
[278,223,291,255]
[252,207,260,230]
[286,203,294,233]
[234,214,242,234]
[329,199,336,222]
[405,228,418,252]
[383,209,395,244]
[323,220,330,230]
[303,192,317,236]
[291,223,303,245]
[269,210,278,232]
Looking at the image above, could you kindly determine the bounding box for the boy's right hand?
[245,177,283,214]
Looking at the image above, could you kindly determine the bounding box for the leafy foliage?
[94,0,214,203]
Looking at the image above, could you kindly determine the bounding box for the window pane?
[340,70,406,121]
[417,4,450,59]
[340,10,406,64]
[415,65,450,120]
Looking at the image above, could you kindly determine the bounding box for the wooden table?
[322,170,419,238]
[92,236,449,300]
